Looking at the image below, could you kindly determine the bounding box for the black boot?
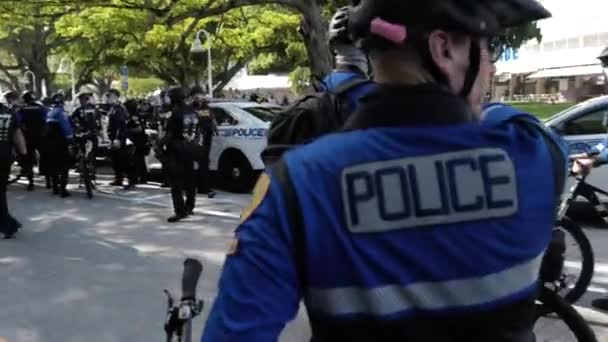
[27,182,34,191]
[167,213,188,223]
[61,189,71,198]
[45,176,52,189]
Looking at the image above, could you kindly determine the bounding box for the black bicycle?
[543,169,596,306]
[535,286,597,341]
[164,259,204,342]
[74,133,97,199]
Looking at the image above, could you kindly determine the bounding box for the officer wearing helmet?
[105,89,132,188]
[324,8,373,87]
[191,85,217,198]
[160,86,202,222]
[45,92,74,197]
[0,94,26,238]
[18,90,48,191]
[72,92,101,135]
[203,1,564,340]
[3,91,20,111]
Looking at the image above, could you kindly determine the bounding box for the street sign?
[119,65,129,77]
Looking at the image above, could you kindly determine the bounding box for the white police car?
[146,101,281,192]
[545,95,608,191]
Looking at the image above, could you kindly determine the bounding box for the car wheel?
[219,151,255,193]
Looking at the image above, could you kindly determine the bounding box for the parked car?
[545,95,608,195]
[145,101,282,192]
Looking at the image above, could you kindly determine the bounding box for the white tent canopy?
[527,64,604,79]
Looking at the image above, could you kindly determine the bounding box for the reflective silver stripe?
[307,253,543,316]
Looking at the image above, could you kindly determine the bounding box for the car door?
[209,106,238,171]
[556,106,608,154]
[555,105,608,192]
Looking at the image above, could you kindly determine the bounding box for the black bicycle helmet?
[76,91,92,99]
[329,7,352,47]
[51,92,65,104]
[3,90,18,101]
[190,85,204,96]
[21,90,36,103]
[348,0,551,98]
[599,47,608,68]
[167,86,187,104]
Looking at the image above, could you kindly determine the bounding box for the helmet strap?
[459,40,481,98]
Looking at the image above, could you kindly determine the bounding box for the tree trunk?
[299,1,332,78]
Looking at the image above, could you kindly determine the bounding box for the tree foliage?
[0,0,546,97]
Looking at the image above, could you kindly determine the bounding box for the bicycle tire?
[81,160,93,199]
[536,287,597,342]
[558,216,594,304]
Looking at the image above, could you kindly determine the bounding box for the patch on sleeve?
[240,173,271,223]
[227,233,239,255]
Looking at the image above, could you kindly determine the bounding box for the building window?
[583,34,599,47]
[555,39,567,50]
[600,32,608,45]
[568,37,580,49]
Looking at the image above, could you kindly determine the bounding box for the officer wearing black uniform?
[124,99,148,185]
[72,92,102,137]
[3,91,20,112]
[138,99,154,129]
[16,91,48,191]
[161,87,201,222]
[156,90,172,188]
[191,86,217,198]
[106,89,132,188]
[0,102,26,238]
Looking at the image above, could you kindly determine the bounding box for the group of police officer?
[0,84,219,237]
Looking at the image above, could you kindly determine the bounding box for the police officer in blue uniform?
[17,91,48,191]
[322,6,375,108]
[45,93,74,198]
[202,1,564,341]
[0,102,26,238]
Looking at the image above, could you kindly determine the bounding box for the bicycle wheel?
[535,287,597,342]
[557,217,594,304]
[81,160,93,199]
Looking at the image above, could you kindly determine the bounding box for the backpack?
[262,77,372,165]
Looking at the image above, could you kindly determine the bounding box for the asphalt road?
[2,174,608,341]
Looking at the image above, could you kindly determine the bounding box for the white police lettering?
[342,148,518,233]
[218,127,267,138]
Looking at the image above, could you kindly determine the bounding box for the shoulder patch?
[240,173,271,223]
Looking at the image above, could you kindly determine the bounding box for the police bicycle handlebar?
[164,258,204,342]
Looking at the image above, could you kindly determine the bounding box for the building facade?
[494,0,608,101]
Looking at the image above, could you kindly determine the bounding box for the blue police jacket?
[322,70,376,113]
[202,84,567,341]
[46,105,73,139]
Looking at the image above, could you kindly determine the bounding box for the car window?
[211,107,238,126]
[241,106,280,123]
[564,107,608,135]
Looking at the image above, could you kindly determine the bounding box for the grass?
[511,102,574,120]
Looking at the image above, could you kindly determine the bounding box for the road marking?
[13,178,242,221]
